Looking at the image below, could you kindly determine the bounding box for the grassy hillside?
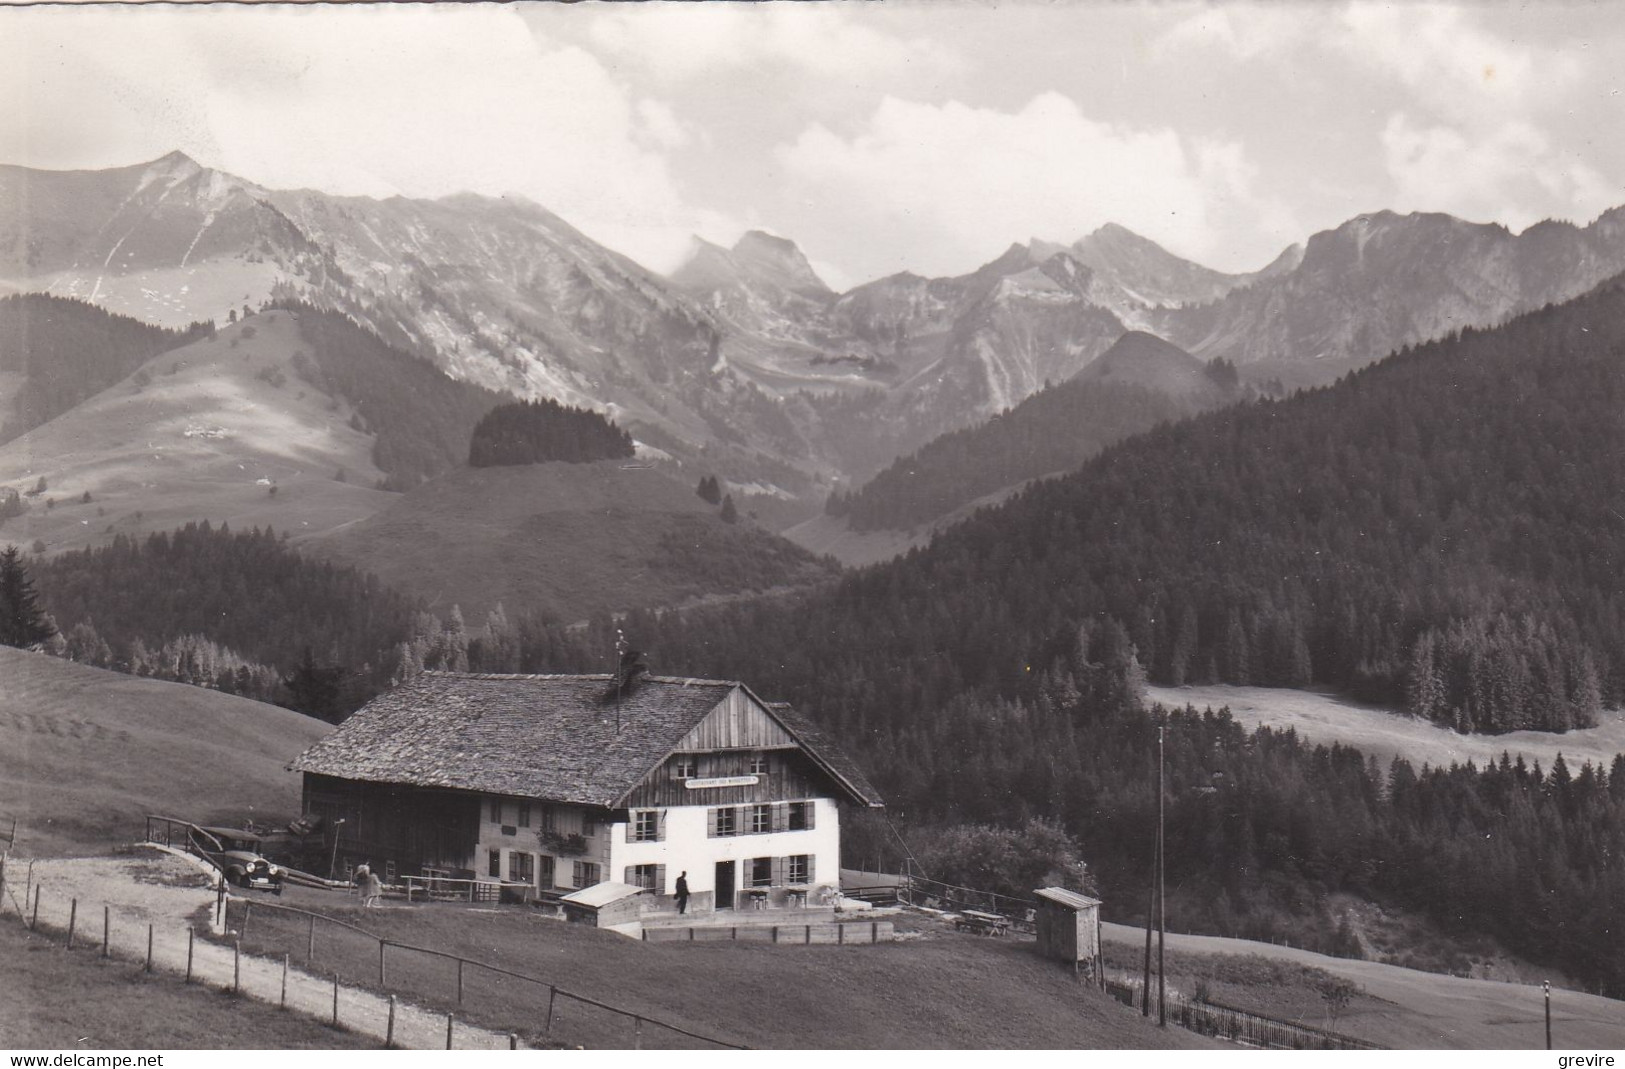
[232,892,1212,1050]
[312,460,838,623]
[1099,922,1625,1050]
[0,646,329,856]
[1148,684,1625,777]
[0,309,396,556]
[0,922,374,1050]
[0,292,211,440]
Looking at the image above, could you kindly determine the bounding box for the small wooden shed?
[560,881,646,926]
[1034,887,1102,977]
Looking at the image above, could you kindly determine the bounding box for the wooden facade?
[302,773,482,877]
[1034,887,1103,976]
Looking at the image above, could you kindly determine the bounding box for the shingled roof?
[765,702,883,809]
[290,673,883,809]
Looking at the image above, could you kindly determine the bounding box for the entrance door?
[715,860,736,910]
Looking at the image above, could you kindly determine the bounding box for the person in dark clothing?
[675,871,689,914]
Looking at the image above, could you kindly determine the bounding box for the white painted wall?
[473,797,607,889]
[609,797,841,895]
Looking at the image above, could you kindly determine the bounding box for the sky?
[3,1,1624,290]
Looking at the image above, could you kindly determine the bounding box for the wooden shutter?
[772,856,786,887]
[624,865,635,887]
[707,807,718,838]
[624,817,634,844]
[654,864,667,895]
[804,802,816,831]
[806,855,816,885]
[657,809,667,842]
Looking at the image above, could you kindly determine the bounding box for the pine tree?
[0,545,54,648]
[720,494,739,525]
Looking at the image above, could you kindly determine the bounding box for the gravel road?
[2,849,526,1050]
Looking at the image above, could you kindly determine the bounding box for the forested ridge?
[0,293,212,440]
[467,398,633,466]
[825,378,1203,532]
[28,522,418,718]
[508,278,1625,993]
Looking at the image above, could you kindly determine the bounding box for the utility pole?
[1157,724,1166,1028]
[327,818,346,880]
[1544,980,1552,1050]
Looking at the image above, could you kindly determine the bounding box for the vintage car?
[191,826,284,894]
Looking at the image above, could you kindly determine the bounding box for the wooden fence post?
[445,1012,454,1050]
[456,958,464,1004]
[233,938,241,994]
[186,928,194,982]
[145,924,153,973]
[386,995,396,1048]
[838,923,845,945]
[66,898,77,948]
[332,973,340,1024]
[102,906,110,958]
[307,913,316,964]
[28,885,37,929]
[509,1034,517,1050]
[634,1015,643,1050]
[378,940,386,986]
[871,921,878,943]
[281,954,289,1008]
[544,986,557,1034]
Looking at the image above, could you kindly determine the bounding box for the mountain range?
[7,152,1625,515]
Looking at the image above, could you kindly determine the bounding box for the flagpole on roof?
[614,628,628,734]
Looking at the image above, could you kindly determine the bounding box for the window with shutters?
[517,802,531,828]
[573,861,600,887]
[632,809,662,842]
[489,799,504,824]
[540,806,556,832]
[712,806,738,837]
[583,815,597,837]
[538,855,555,889]
[627,863,664,891]
[750,857,774,887]
[748,804,772,834]
[788,801,815,831]
[510,851,534,884]
[488,850,501,878]
[787,854,811,884]
[674,756,697,778]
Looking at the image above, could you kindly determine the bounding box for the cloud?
[1155,4,1319,62]
[0,5,735,273]
[1339,4,1580,126]
[1381,113,1616,228]
[582,5,956,85]
[775,92,1294,278]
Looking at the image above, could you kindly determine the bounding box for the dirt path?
[2,849,525,1050]
[1100,920,1625,1049]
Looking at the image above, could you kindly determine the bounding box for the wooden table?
[956,909,1012,936]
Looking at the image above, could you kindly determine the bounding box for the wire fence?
[224,896,747,1050]
[1102,972,1384,1050]
[0,854,519,1049]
